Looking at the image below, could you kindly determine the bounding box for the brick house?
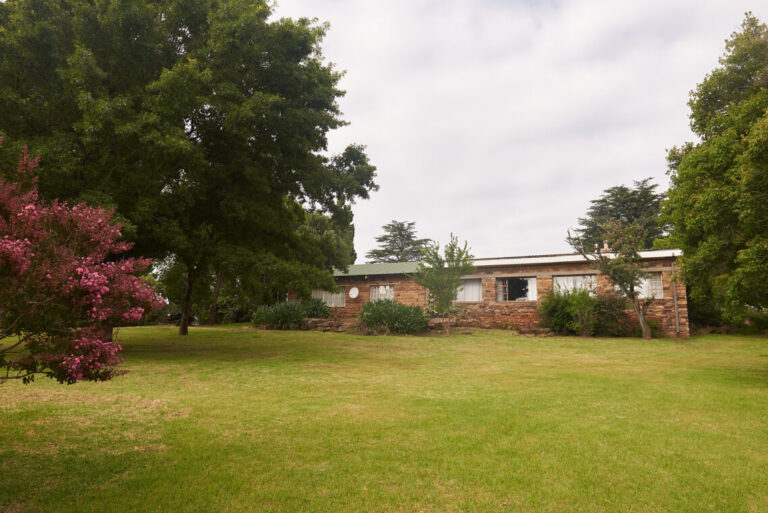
[302,249,689,337]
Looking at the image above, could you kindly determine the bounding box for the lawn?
[2,326,767,513]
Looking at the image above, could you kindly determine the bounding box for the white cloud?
[273,0,768,261]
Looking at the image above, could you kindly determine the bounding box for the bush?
[301,298,331,319]
[567,289,598,336]
[359,299,427,335]
[537,290,576,334]
[594,291,631,336]
[252,301,305,330]
[539,289,635,337]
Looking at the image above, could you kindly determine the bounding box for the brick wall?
[298,257,689,337]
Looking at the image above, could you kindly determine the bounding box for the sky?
[272,0,768,262]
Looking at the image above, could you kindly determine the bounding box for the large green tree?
[365,220,431,263]
[0,0,377,334]
[663,13,768,322]
[574,178,665,250]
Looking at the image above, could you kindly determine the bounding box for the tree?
[0,0,377,336]
[0,145,161,384]
[568,223,655,339]
[574,178,666,250]
[663,13,768,322]
[366,220,431,263]
[411,234,475,332]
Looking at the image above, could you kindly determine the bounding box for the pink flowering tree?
[0,144,163,384]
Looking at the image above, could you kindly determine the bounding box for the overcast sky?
[273,1,768,262]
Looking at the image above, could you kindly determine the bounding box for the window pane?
[553,275,595,293]
[311,288,345,307]
[370,285,394,302]
[639,273,663,299]
[456,279,482,302]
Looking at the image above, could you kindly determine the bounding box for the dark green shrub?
[359,299,427,335]
[539,289,635,337]
[252,301,305,330]
[595,291,631,336]
[301,298,331,319]
[538,289,596,335]
[567,289,598,336]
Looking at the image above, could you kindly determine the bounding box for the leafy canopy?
[366,220,431,263]
[663,13,768,321]
[412,235,475,319]
[574,178,666,250]
[0,0,378,333]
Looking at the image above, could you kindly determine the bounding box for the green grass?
[2,326,768,512]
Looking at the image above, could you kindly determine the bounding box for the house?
[302,249,689,337]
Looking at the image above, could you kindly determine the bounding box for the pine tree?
[366,221,431,263]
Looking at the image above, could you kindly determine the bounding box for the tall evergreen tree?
[0,0,377,334]
[663,13,768,322]
[574,178,666,250]
[366,220,431,263]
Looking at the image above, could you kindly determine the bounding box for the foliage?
[0,145,162,384]
[251,298,330,330]
[663,13,768,323]
[0,0,377,335]
[538,290,578,335]
[252,302,306,330]
[567,289,599,337]
[365,220,431,263]
[569,219,657,339]
[411,234,475,331]
[358,299,427,335]
[594,290,632,337]
[575,178,666,250]
[538,289,632,337]
[300,298,331,319]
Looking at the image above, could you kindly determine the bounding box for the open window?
[369,284,395,302]
[311,287,346,307]
[496,277,537,301]
[455,279,482,302]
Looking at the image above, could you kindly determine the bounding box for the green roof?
[333,261,420,277]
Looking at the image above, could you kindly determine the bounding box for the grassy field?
[2,326,767,513]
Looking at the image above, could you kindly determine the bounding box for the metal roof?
[334,249,682,277]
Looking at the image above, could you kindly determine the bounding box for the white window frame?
[496,277,537,301]
[455,278,482,302]
[369,284,395,302]
[311,287,346,307]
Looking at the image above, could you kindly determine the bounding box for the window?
[553,275,596,293]
[369,284,395,302]
[311,287,345,307]
[638,272,663,299]
[455,279,482,302]
[496,277,537,301]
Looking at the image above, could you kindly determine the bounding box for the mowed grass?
[2,326,768,513]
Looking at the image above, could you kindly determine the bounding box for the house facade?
[302,249,689,337]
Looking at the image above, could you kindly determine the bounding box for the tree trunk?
[205,271,224,326]
[179,268,197,336]
[631,297,652,340]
